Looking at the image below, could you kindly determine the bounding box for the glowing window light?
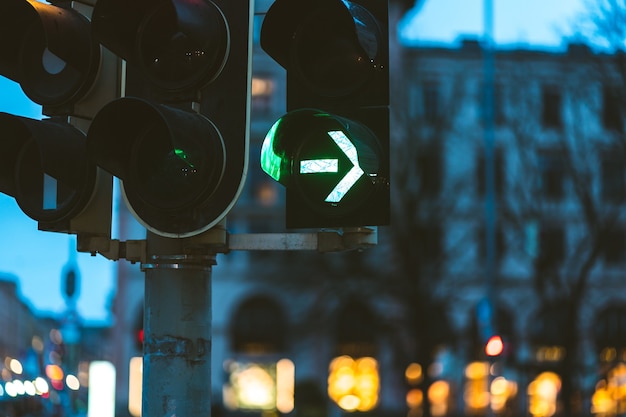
[328,355,379,412]
[276,359,295,413]
[46,364,64,381]
[407,388,423,409]
[465,361,489,379]
[464,362,490,413]
[235,364,275,409]
[34,377,49,395]
[66,374,80,391]
[528,372,561,417]
[5,382,17,397]
[128,357,143,417]
[338,394,361,411]
[591,363,626,415]
[24,380,36,396]
[32,336,44,353]
[536,346,565,362]
[251,78,274,97]
[592,380,614,415]
[79,362,90,387]
[12,380,25,395]
[87,361,116,417]
[429,380,450,417]
[490,376,517,413]
[406,363,423,385]
[9,359,23,375]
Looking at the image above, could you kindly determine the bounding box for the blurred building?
[24,6,626,417]
[0,274,112,416]
[387,36,626,416]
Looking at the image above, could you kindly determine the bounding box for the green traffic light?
[174,148,196,169]
[319,130,365,203]
[260,108,385,213]
[297,130,366,203]
[260,119,285,183]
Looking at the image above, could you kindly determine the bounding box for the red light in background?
[485,335,504,357]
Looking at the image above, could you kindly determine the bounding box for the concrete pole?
[142,231,215,417]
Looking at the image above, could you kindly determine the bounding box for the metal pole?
[141,231,215,417]
[483,0,496,318]
[483,1,497,416]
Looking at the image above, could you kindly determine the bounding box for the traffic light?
[260,0,390,228]
[0,0,118,236]
[86,0,252,238]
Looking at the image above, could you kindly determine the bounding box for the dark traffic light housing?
[0,114,110,235]
[0,0,117,237]
[260,0,390,229]
[0,0,100,113]
[87,0,252,238]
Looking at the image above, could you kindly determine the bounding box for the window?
[478,225,505,262]
[539,226,565,264]
[251,76,275,116]
[417,146,442,197]
[601,150,626,202]
[480,82,505,125]
[476,148,504,197]
[245,146,281,206]
[417,224,442,262]
[541,85,562,129]
[601,229,626,264]
[422,80,441,123]
[602,86,623,132]
[538,150,566,200]
[231,296,286,353]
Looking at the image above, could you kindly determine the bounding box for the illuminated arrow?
[300,130,364,203]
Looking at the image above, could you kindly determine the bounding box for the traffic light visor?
[0,0,100,106]
[87,97,227,237]
[0,113,97,223]
[261,0,383,98]
[92,0,229,93]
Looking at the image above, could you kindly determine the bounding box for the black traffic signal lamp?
[0,0,100,114]
[0,114,109,235]
[87,97,226,237]
[87,0,252,238]
[0,0,116,236]
[260,0,390,229]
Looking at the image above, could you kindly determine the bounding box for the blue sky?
[0,79,118,324]
[399,0,587,48]
[0,0,590,323]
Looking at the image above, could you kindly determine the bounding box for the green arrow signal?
[300,130,364,203]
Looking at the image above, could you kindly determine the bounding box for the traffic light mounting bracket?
[77,226,378,263]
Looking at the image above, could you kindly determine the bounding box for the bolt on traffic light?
[260,0,390,229]
[87,0,252,238]
[0,0,119,236]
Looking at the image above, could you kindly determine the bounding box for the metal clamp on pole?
[227,227,378,252]
[76,234,147,264]
[141,254,216,272]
